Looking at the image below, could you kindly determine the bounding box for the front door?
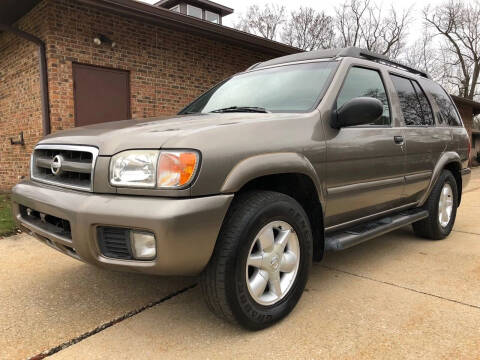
[73,63,130,127]
[324,66,406,228]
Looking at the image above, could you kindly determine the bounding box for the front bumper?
[12,180,233,276]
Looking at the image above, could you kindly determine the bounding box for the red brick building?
[0,0,296,191]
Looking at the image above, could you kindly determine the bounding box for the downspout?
[0,24,50,136]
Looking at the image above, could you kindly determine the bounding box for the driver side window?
[337,67,391,126]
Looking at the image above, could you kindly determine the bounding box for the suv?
[12,47,471,330]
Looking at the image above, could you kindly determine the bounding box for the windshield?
[179,61,337,114]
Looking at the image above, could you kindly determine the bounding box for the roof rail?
[337,48,431,79]
[249,47,431,79]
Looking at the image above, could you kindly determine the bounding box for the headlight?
[109,150,199,189]
[110,150,159,188]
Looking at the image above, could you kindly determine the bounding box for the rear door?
[73,63,130,127]
[420,79,468,162]
[324,65,407,228]
[389,74,450,203]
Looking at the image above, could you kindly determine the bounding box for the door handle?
[394,136,404,144]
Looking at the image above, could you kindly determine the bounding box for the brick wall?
[46,0,274,130]
[0,1,49,191]
[0,0,277,191]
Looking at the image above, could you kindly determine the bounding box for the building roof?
[155,0,234,16]
[451,95,480,116]
[1,0,298,56]
[0,0,41,27]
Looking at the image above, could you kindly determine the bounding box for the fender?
[220,152,325,207]
[418,151,462,206]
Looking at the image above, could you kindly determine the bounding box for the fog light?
[131,231,156,260]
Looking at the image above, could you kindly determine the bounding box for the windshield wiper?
[210,106,269,113]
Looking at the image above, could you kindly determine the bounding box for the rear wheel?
[413,170,458,240]
[200,190,313,330]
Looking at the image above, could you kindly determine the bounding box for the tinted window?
[391,75,433,126]
[337,67,390,125]
[180,62,337,114]
[421,80,462,126]
[412,81,434,125]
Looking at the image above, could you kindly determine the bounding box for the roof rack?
[338,48,431,79]
[249,47,431,79]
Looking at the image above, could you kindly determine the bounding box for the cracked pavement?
[1,168,480,359]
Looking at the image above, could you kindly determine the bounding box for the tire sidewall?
[226,197,312,330]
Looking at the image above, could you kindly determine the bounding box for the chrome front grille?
[31,145,99,191]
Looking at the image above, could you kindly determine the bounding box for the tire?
[412,169,458,240]
[200,190,313,330]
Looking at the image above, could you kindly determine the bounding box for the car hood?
[39,113,299,155]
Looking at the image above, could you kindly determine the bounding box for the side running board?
[325,209,429,251]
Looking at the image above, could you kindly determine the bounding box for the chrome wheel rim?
[438,183,454,228]
[245,221,300,306]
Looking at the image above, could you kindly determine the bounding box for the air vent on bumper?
[97,227,156,261]
[97,227,133,260]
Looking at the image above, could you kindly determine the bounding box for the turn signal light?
[157,151,199,188]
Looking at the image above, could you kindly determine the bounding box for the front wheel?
[200,191,313,330]
[413,169,458,240]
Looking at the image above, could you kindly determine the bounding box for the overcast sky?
[141,0,447,44]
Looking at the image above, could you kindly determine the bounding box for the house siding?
[456,103,473,139]
[0,0,277,191]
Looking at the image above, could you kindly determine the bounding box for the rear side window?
[412,82,435,125]
[390,75,434,126]
[421,80,462,126]
[337,67,390,126]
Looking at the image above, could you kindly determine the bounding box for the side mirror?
[331,97,383,128]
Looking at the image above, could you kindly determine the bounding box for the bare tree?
[335,0,369,48]
[424,1,480,99]
[281,7,335,51]
[234,4,286,40]
[400,29,441,76]
[400,26,466,96]
[334,0,411,57]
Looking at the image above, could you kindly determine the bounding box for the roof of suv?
[249,47,430,79]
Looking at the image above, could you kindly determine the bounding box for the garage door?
[73,63,130,127]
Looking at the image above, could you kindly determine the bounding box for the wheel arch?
[221,154,326,261]
[220,152,325,203]
[420,152,463,206]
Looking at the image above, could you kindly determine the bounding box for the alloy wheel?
[245,221,300,306]
[438,183,454,228]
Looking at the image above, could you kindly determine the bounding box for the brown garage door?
[73,63,130,127]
